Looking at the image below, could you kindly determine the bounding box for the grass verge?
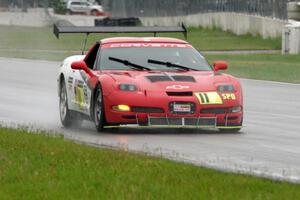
[206,54,300,83]
[0,127,299,199]
[0,25,280,61]
[1,25,299,84]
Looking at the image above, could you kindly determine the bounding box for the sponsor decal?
[221,93,236,100]
[74,80,88,111]
[105,43,193,48]
[166,85,190,90]
[195,92,223,105]
[67,77,73,91]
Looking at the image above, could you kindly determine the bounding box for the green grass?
[206,54,300,83]
[187,27,281,51]
[0,25,280,61]
[1,25,299,83]
[0,127,300,199]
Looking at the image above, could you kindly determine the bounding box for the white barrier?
[282,21,300,54]
[0,8,52,27]
[0,9,286,40]
[141,12,286,39]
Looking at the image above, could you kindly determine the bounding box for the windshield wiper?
[148,59,198,71]
[109,57,151,71]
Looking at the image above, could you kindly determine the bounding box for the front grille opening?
[166,91,193,96]
[122,115,136,119]
[131,107,164,113]
[200,108,229,114]
[225,116,238,120]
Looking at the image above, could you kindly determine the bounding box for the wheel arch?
[89,75,114,121]
[90,9,98,13]
[90,81,101,121]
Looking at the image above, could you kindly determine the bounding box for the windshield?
[97,47,212,71]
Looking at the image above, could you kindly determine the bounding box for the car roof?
[100,37,188,44]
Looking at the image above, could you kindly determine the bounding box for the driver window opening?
[85,43,100,69]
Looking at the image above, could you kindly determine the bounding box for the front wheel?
[59,80,72,127]
[93,85,106,132]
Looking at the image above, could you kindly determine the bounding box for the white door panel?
[68,69,92,115]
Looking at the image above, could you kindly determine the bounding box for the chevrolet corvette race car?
[54,25,243,132]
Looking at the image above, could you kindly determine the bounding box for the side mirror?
[213,61,228,71]
[71,61,94,77]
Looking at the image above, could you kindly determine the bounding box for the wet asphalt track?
[1,57,300,182]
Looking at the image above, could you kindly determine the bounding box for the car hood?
[102,70,235,92]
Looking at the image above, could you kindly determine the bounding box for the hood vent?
[147,76,172,82]
[146,75,196,83]
[172,76,195,82]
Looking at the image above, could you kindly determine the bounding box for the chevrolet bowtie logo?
[166,85,190,90]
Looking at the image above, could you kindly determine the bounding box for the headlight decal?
[119,84,137,92]
[217,84,235,92]
[195,92,223,104]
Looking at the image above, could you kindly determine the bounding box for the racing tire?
[90,10,98,16]
[93,85,106,132]
[59,80,72,127]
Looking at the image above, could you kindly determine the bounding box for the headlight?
[112,105,130,111]
[119,84,137,92]
[231,106,242,113]
[217,84,235,92]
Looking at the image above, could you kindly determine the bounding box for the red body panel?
[98,70,243,126]
[84,37,243,126]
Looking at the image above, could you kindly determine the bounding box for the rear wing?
[53,23,187,39]
[53,23,187,54]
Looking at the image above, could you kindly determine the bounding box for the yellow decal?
[75,86,85,110]
[221,93,236,100]
[195,92,223,105]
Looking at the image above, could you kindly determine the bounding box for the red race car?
[55,24,243,132]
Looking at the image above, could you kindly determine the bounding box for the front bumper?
[103,90,243,128]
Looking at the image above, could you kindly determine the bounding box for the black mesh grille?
[148,117,216,127]
[166,91,193,96]
[131,107,164,113]
[168,118,182,125]
[200,108,228,114]
[172,76,196,82]
[149,118,168,125]
[146,76,172,82]
[184,118,198,126]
